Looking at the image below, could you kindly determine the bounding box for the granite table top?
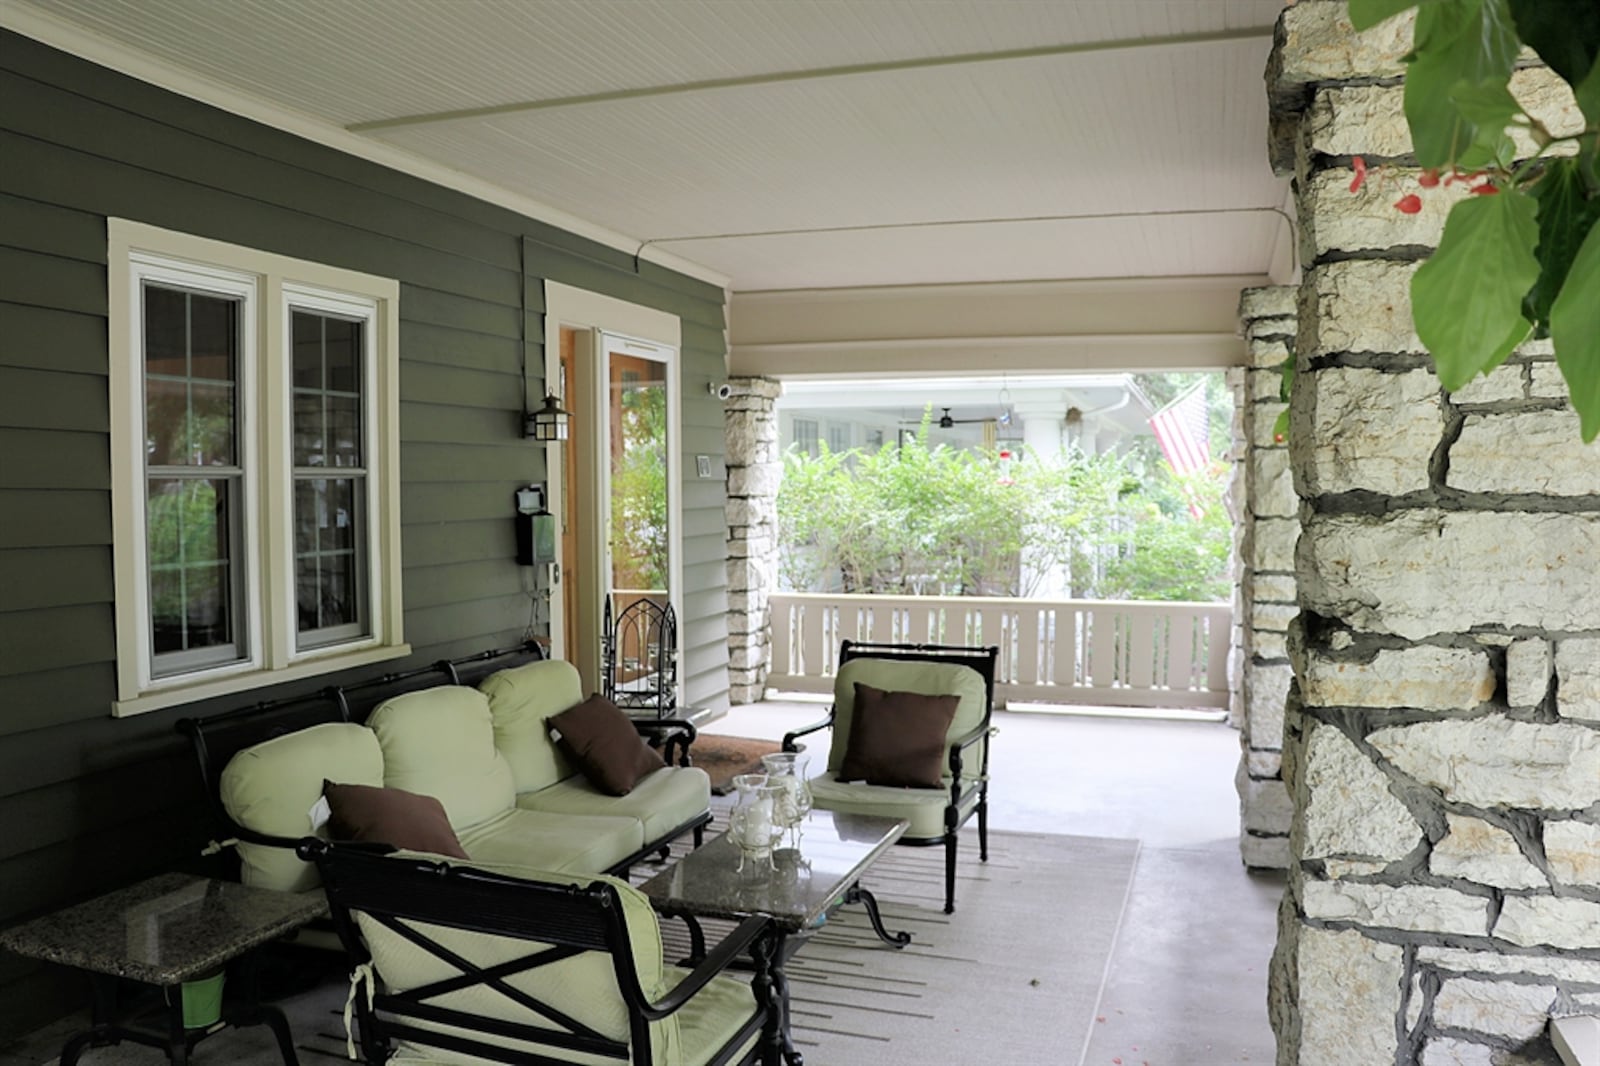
[0,873,328,987]
[637,810,907,932]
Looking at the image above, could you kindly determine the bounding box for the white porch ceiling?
[11,0,1292,294]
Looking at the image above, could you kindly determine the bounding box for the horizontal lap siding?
[0,30,729,1037]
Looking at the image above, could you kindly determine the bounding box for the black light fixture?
[526,393,570,441]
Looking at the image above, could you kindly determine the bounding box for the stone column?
[1267,5,1600,1065]
[724,376,782,704]
[1234,286,1298,871]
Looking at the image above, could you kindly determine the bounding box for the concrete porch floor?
[716,697,1285,1066]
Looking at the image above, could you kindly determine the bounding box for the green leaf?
[1507,0,1600,94]
[1549,220,1600,442]
[1449,79,1522,128]
[1412,189,1541,389]
[1406,0,1523,168]
[1525,158,1600,329]
[1349,0,1424,30]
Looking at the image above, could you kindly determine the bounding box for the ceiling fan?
[899,407,991,428]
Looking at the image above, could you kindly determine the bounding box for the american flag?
[1148,382,1211,476]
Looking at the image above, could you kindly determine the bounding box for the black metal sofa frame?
[781,639,1000,914]
[176,641,710,883]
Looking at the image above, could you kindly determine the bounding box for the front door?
[556,328,680,699]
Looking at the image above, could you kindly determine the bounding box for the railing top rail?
[769,592,1230,611]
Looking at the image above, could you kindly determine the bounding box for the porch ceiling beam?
[347,26,1275,133]
[731,332,1246,378]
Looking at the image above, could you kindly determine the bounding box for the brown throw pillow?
[547,693,666,796]
[322,780,469,858]
[838,683,961,789]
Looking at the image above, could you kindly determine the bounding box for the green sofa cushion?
[456,808,645,875]
[515,765,710,843]
[478,659,582,794]
[219,722,383,892]
[356,856,681,1065]
[828,658,989,779]
[807,771,976,839]
[367,686,516,833]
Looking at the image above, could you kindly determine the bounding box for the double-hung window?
[109,220,406,716]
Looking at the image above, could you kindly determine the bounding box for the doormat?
[689,734,784,794]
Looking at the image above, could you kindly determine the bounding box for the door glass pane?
[608,351,669,598]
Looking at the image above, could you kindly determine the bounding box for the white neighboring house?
[775,374,1157,462]
[775,375,1160,599]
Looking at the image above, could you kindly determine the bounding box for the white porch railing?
[768,592,1231,709]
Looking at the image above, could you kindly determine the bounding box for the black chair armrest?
[633,718,697,767]
[950,722,992,756]
[645,916,771,1018]
[782,711,835,753]
[948,724,997,799]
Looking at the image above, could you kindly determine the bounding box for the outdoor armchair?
[304,841,775,1066]
[783,640,999,914]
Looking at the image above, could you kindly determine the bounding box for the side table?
[0,872,327,1065]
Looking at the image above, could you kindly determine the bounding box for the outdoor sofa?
[181,651,713,895]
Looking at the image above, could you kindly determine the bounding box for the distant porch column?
[724,376,783,704]
[1010,396,1068,599]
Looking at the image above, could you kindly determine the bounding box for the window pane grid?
[294,475,367,646]
[292,310,369,648]
[143,282,245,675]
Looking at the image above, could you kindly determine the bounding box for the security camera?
[709,382,733,400]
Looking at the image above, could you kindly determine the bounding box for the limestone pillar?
[1234,286,1298,872]
[1266,5,1600,1064]
[724,376,782,704]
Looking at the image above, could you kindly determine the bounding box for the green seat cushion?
[220,721,383,892]
[808,771,977,839]
[515,766,710,842]
[456,808,645,875]
[478,658,583,794]
[830,658,990,782]
[666,966,764,1066]
[367,686,516,832]
[358,857,679,1065]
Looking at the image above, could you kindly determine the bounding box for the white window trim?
[108,219,407,717]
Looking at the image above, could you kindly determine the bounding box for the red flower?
[1470,182,1499,195]
[1348,156,1368,193]
[1418,168,1441,188]
[1394,194,1423,214]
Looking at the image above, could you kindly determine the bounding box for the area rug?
[689,733,784,794]
[19,829,1137,1066]
[657,828,1141,1065]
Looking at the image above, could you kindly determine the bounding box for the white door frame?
[542,282,682,691]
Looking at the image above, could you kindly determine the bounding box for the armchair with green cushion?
[782,640,999,915]
[305,841,775,1066]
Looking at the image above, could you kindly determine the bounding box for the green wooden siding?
[0,29,730,1038]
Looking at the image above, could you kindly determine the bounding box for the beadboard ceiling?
[11,0,1292,292]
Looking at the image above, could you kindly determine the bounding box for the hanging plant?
[1349,0,1600,441]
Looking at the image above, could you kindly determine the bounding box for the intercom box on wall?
[514,485,557,567]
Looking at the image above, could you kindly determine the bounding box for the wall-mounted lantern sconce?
[526,394,570,441]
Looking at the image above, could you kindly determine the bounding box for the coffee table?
[638,809,910,1066]
[0,872,327,1065]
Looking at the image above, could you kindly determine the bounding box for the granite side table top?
[0,873,328,987]
[637,810,907,932]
